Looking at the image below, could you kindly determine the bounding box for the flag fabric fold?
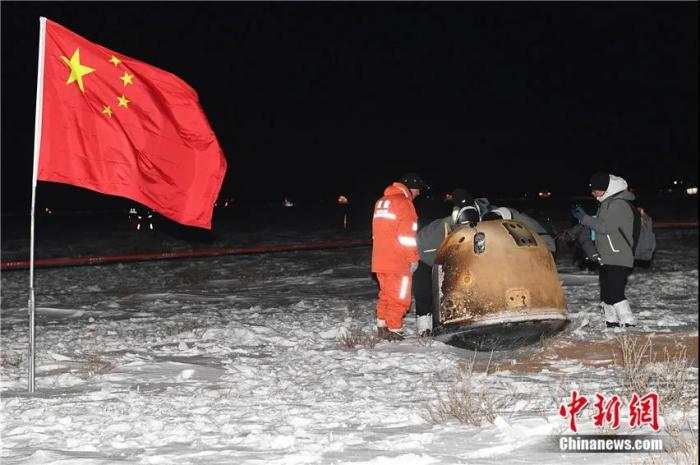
[37,19,227,229]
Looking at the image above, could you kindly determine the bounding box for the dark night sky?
[1,2,697,212]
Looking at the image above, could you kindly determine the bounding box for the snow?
[1,227,697,464]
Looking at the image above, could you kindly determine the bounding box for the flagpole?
[28,16,47,393]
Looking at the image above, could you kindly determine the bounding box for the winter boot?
[376,319,388,339]
[416,314,433,337]
[377,327,405,341]
[602,303,620,328]
[614,300,636,327]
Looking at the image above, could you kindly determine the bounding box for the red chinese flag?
[37,18,227,229]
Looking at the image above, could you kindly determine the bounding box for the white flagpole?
[29,16,47,393]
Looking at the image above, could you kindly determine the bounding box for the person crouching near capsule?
[371,173,424,341]
[413,188,478,337]
[571,172,637,328]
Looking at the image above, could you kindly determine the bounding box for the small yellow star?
[60,48,95,93]
[102,105,113,117]
[117,94,130,108]
[109,55,121,66]
[120,71,134,86]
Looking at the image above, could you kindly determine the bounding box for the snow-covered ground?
[1,227,697,464]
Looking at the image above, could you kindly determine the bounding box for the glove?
[410,261,419,273]
[571,205,586,222]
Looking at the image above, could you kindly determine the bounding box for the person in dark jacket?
[571,172,637,328]
[413,188,476,336]
[414,183,451,230]
[560,222,602,271]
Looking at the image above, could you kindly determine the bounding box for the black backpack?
[618,200,656,260]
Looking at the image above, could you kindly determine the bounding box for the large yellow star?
[120,71,134,86]
[109,55,121,66]
[60,49,95,93]
[117,94,130,108]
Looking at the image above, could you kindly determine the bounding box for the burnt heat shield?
[432,219,569,351]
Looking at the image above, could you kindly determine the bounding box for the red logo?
[629,392,660,432]
[558,390,589,432]
[592,393,622,429]
[559,391,660,432]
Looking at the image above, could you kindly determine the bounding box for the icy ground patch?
[1,229,697,464]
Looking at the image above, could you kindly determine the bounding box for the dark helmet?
[398,173,427,191]
[451,188,474,208]
[589,172,610,191]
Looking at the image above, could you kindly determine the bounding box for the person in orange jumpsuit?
[371,173,424,340]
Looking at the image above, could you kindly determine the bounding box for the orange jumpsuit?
[371,182,419,330]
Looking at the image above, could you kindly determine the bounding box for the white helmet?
[489,207,513,220]
[451,205,480,226]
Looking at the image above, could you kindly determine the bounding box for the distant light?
[44,208,52,214]
[337,195,349,205]
[538,191,551,199]
[283,197,294,207]
[673,180,678,185]
[687,187,698,195]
